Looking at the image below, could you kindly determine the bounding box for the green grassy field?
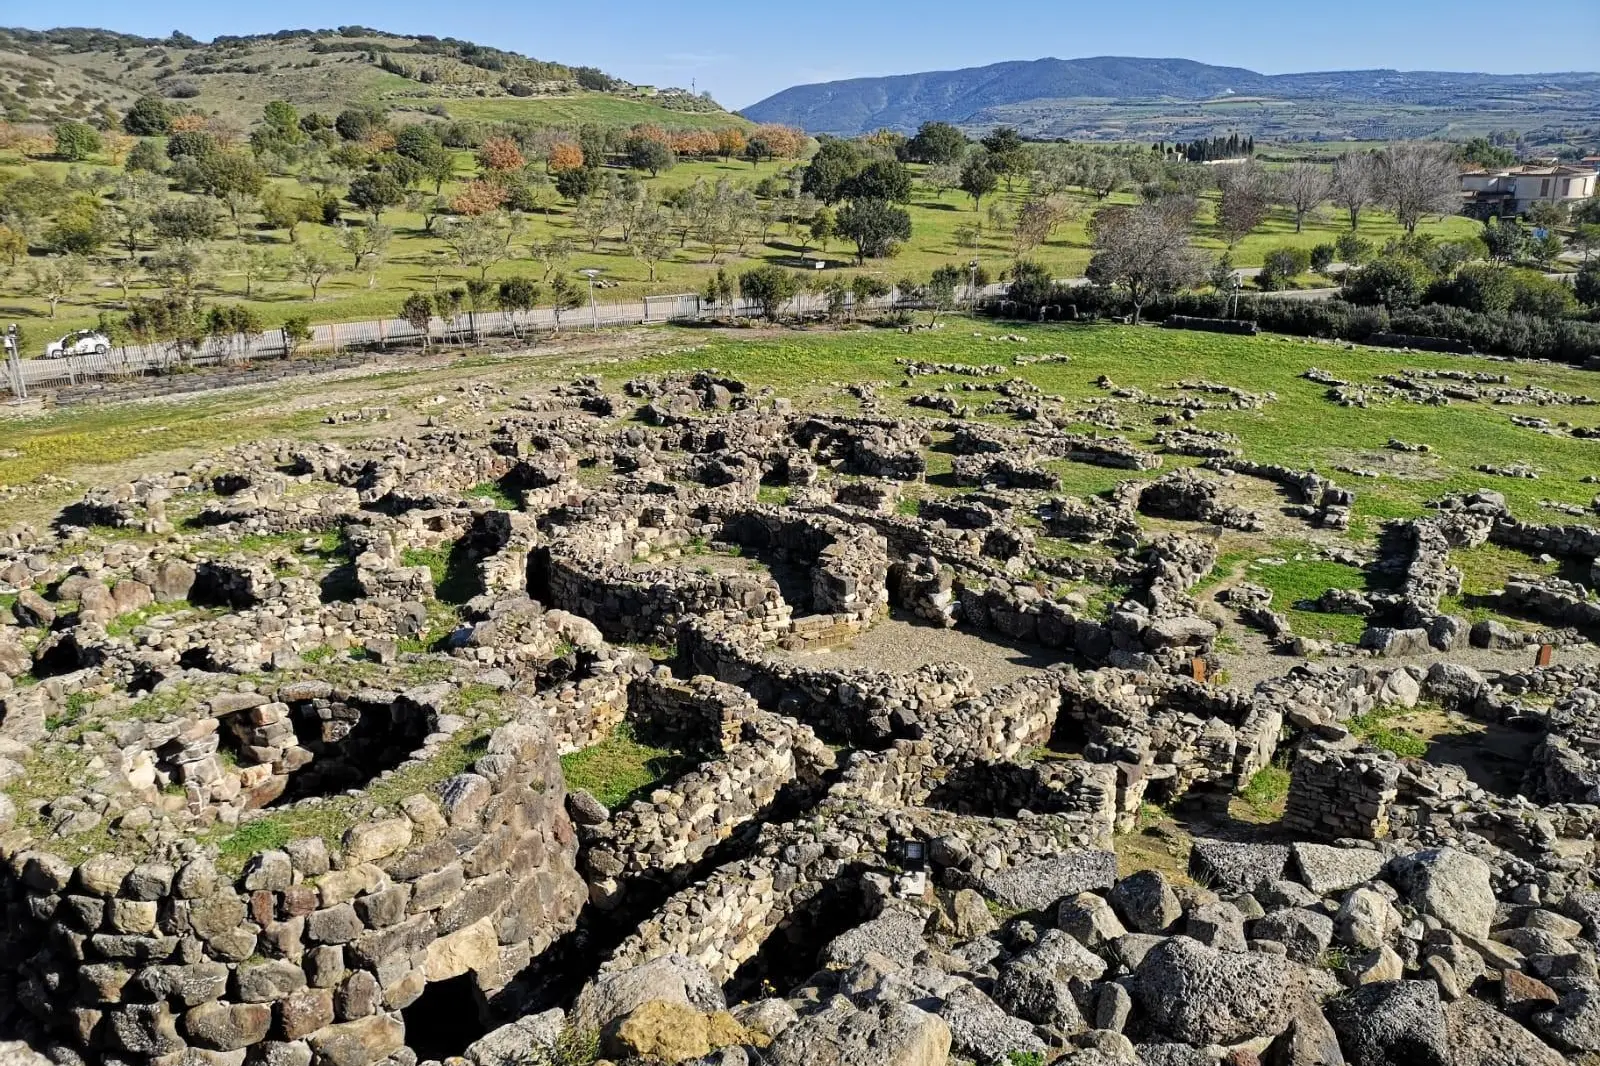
[442,94,752,130]
[0,140,1481,347]
[6,318,1599,647]
[12,320,1597,526]
[563,324,1600,524]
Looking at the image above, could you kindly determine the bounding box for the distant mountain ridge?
[740,56,1600,140]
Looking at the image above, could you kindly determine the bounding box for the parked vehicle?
[44,330,110,358]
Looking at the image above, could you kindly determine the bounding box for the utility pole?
[968,259,980,317]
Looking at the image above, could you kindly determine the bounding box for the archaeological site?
[7,346,1600,1066]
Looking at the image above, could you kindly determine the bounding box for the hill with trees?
[0,25,745,132]
[741,56,1600,148]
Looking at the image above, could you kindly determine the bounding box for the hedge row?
[989,286,1600,365]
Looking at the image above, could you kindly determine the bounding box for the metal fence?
[3,290,902,397]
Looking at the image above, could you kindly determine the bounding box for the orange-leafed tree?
[716,127,746,162]
[630,123,671,146]
[477,135,525,174]
[673,130,719,159]
[548,142,584,172]
[450,180,509,216]
[752,125,804,159]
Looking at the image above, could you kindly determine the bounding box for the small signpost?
[1191,657,1208,683]
[1537,643,1555,667]
[890,836,928,899]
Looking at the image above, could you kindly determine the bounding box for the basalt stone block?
[353,886,410,930]
[305,1014,405,1066]
[184,1002,273,1052]
[307,905,363,946]
[277,987,336,1041]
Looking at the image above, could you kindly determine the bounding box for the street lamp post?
[580,269,602,329]
[3,324,23,401]
[968,259,980,316]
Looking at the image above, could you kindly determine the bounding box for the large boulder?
[607,1000,740,1063]
[464,1009,565,1066]
[1447,994,1563,1066]
[991,930,1101,1033]
[1109,870,1182,934]
[1254,908,1335,964]
[823,911,929,972]
[935,983,1046,1063]
[1264,996,1345,1066]
[1334,887,1402,951]
[1190,839,1288,896]
[1291,844,1385,898]
[1530,977,1600,1052]
[1323,981,1449,1066]
[1389,848,1495,939]
[1058,892,1127,948]
[573,955,726,1033]
[1132,935,1301,1046]
[1423,662,1486,705]
[981,850,1117,914]
[765,999,950,1066]
[1359,627,1430,657]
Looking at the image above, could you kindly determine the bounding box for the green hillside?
[0,26,745,131]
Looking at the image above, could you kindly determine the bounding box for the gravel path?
[778,612,1073,691]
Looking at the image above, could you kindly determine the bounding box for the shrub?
[1309,243,1336,274]
[122,96,171,136]
[1577,261,1600,309]
[738,265,802,321]
[281,315,312,356]
[1427,262,1516,314]
[1258,246,1311,291]
[1342,256,1431,309]
[53,121,102,162]
[1508,270,1577,318]
[1335,232,1373,266]
[125,138,165,173]
[986,288,1600,364]
[165,130,218,162]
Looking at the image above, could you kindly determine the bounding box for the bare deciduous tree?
[1214,161,1275,246]
[1331,152,1377,231]
[1377,143,1461,234]
[1085,202,1204,324]
[1279,162,1332,232]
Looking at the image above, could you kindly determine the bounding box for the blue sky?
[15,0,1600,109]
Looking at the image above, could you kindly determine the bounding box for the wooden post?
[1191,657,1208,683]
[1537,643,1554,667]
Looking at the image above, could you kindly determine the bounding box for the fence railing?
[4,290,908,397]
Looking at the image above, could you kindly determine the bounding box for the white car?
[44,330,110,358]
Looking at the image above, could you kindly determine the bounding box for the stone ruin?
[4,368,1600,1066]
